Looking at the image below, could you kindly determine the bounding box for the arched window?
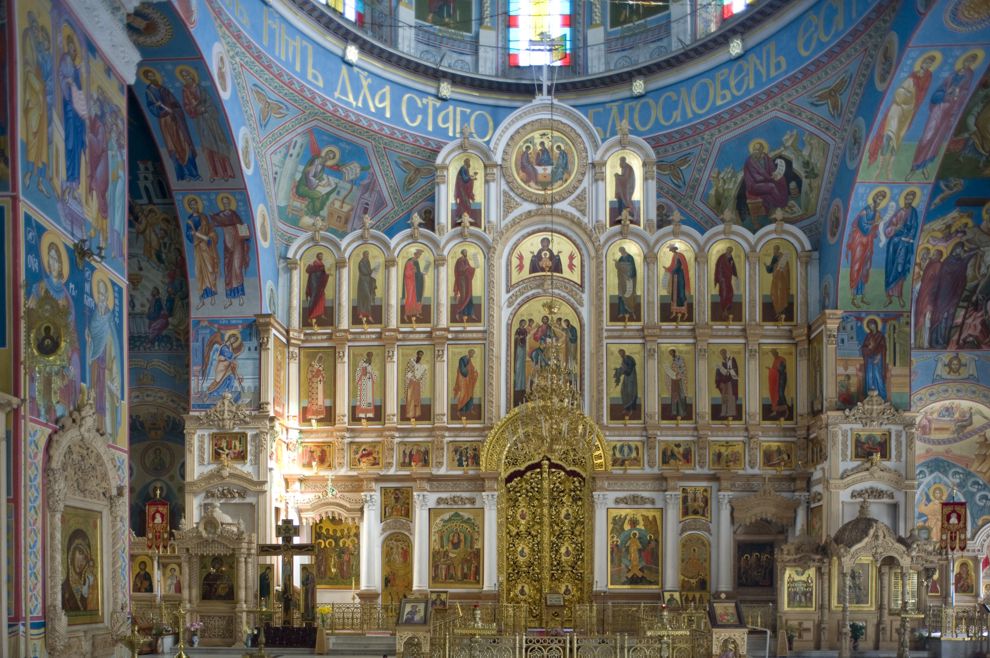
[507,0,572,68]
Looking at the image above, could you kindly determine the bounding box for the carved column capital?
[482,492,498,510]
[362,492,377,510]
[415,492,430,510]
[718,492,733,509]
[593,492,608,509]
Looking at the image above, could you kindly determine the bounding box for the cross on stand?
[244,602,275,658]
[258,519,316,624]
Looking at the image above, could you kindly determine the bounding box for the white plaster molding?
[78,0,142,83]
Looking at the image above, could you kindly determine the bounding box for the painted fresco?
[127,101,188,536]
[415,0,473,33]
[429,509,483,589]
[300,348,334,425]
[129,202,188,352]
[911,352,990,395]
[606,240,642,325]
[350,346,385,424]
[606,150,643,225]
[509,232,582,288]
[17,0,129,275]
[607,343,644,423]
[607,508,661,589]
[272,126,371,234]
[835,312,909,409]
[709,344,746,423]
[679,533,709,593]
[29,230,124,441]
[300,245,335,328]
[859,48,986,182]
[758,239,796,323]
[936,67,990,180]
[136,61,239,186]
[178,190,259,311]
[509,297,581,407]
[840,184,927,311]
[190,318,259,410]
[448,154,483,227]
[758,345,795,423]
[399,345,433,424]
[658,240,694,323]
[659,344,694,423]
[704,124,828,229]
[915,399,990,537]
[448,343,484,423]
[349,244,384,327]
[448,242,483,325]
[912,198,990,349]
[862,50,945,180]
[708,240,745,323]
[397,244,434,326]
[314,515,360,588]
[382,533,412,603]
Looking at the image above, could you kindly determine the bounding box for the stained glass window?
[322,0,364,26]
[508,0,572,68]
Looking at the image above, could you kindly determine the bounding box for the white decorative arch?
[45,398,129,657]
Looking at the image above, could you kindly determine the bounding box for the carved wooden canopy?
[730,480,799,528]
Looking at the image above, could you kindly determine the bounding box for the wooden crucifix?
[258,519,315,622]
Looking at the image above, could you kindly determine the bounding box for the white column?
[385,257,397,329]
[396,1,415,54]
[286,258,300,330]
[717,493,733,590]
[593,493,609,590]
[586,0,604,74]
[478,0,497,75]
[483,492,498,590]
[336,259,349,331]
[361,493,378,590]
[643,161,657,228]
[435,255,448,329]
[670,0,693,51]
[663,493,680,590]
[795,493,809,537]
[413,493,430,591]
[0,393,21,658]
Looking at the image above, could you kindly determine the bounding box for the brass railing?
[324,602,401,633]
[428,631,709,658]
[925,604,990,641]
[573,603,709,636]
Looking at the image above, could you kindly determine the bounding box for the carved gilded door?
[503,457,590,627]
